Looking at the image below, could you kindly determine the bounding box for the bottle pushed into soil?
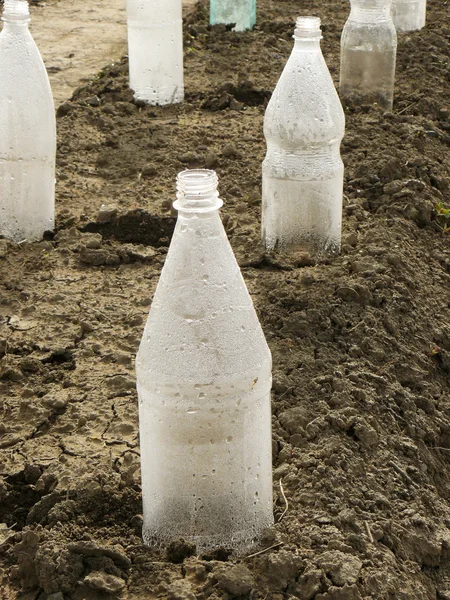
[0,0,56,242]
[210,0,256,32]
[136,169,273,555]
[391,0,426,31]
[126,0,184,105]
[262,17,345,258]
[340,0,397,110]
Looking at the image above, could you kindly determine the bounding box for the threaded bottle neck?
[293,16,322,41]
[2,0,30,22]
[174,170,223,213]
[350,0,392,13]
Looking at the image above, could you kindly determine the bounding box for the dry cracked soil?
[0,0,450,599]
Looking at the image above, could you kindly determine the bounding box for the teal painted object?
[210,0,256,31]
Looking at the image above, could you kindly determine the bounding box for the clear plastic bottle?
[340,0,397,110]
[136,169,273,555]
[126,0,184,105]
[262,17,345,257]
[0,0,56,242]
[210,0,256,32]
[391,0,426,31]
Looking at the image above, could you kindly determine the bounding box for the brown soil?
[1,0,450,599]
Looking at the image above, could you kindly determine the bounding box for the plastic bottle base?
[142,517,274,556]
[132,88,184,106]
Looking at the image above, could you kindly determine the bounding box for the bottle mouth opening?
[174,169,223,213]
[2,0,30,20]
[294,16,322,39]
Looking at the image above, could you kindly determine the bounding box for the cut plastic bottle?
[210,0,256,32]
[0,0,56,242]
[126,0,184,105]
[136,169,273,555]
[391,0,426,32]
[262,17,345,257]
[340,0,397,110]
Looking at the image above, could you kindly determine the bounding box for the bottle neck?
[174,170,223,216]
[2,19,30,28]
[2,0,31,25]
[293,37,322,52]
[350,1,392,20]
[292,16,322,52]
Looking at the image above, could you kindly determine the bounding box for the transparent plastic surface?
[126,0,184,105]
[136,170,273,555]
[262,17,345,257]
[0,0,56,242]
[210,0,256,31]
[340,0,397,110]
[391,0,426,31]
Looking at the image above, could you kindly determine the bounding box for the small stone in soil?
[166,539,196,563]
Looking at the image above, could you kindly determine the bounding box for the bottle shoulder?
[341,17,397,41]
[136,215,271,382]
[0,30,55,122]
[264,50,345,145]
[0,28,53,84]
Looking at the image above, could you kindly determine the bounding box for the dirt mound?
[0,0,449,598]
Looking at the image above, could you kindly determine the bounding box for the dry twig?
[388,460,418,487]
[277,479,289,523]
[364,521,374,544]
[245,542,283,560]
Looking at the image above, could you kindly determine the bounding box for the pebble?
[317,551,362,586]
[84,571,126,594]
[294,568,323,600]
[222,143,241,158]
[383,180,404,195]
[215,564,254,596]
[105,375,135,391]
[79,248,121,266]
[85,95,100,107]
[0,240,8,258]
[167,580,196,600]
[204,152,219,168]
[97,205,118,224]
[20,357,42,373]
[141,164,157,177]
[262,550,302,591]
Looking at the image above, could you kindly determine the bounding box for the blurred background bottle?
[391,0,426,31]
[0,0,56,242]
[127,0,184,105]
[262,17,345,258]
[340,0,397,110]
[136,169,273,554]
[210,0,256,32]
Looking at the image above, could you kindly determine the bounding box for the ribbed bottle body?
[391,0,426,31]
[262,144,344,256]
[0,3,56,242]
[340,0,397,110]
[126,0,184,105]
